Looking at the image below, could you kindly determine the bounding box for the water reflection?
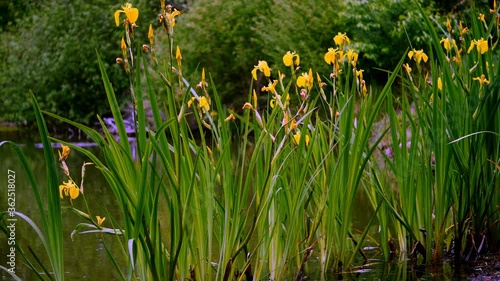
[302,258,471,280]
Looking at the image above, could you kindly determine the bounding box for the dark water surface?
[1,130,124,280]
[0,129,489,280]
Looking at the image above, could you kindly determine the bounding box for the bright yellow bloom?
[408,49,428,64]
[270,98,277,109]
[167,10,181,27]
[148,24,154,46]
[334,32,350,46]
[345,49,358,67]
[96,216,106,227]
[478,13,486,24]
[446,18,452,32]
[293,131,310,146]
[356,69,364,83]
[262,80,278,94]
[176,46,182,63]
[114,3,139,26]
[361,80,367,95]
[252,89,258,108]
[252,61,271,80]
[297,68,313,89]
[167,9,181,27]
[283,51,300,67]
[59,180,79,200]
[459,21,469,36]
[121,38,127,53]
[197,68,208,89]
[188,96,210,113]
[324,48,344,65]
[440,37,456,51]
[199,97,210,113]
[58,144,70,162]
[148,24,154,39]
[467,38,488,54]
[437,77,442,91]
[289,119,298,131]
[473,74,490,86]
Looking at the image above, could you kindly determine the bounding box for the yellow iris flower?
[252,61,271,80]
[297,69,313,89]
[59,180,79,200]
[283,51,300,67]
[293,131,310,147]
[262,80,278,95]
[345,49,358,67]
[199,97,210,113]
[324,48,343,65]
[334,32,350,46]
[408,49,428,64]
[58,144,70,162]
[473,74,490,86]
[166,9,181,28]
[440,38,456,52]
[467,38,488,55]
[96,216,106,227]
[114,3,139,26]
[188,96,210,113]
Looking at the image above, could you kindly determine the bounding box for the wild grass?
[1,0,499,280]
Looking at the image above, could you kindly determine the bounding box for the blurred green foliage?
[0,0,491,125]
[175,0,270,107]
[0,0,129,126]
[174,0,442,104]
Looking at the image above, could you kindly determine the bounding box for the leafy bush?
[175,0,490,103]
[0,0,129,126]
[340,0,439,80]
[252,1,347,76]
[175,0,271,106]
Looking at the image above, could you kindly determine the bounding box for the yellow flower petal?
[126,7,139,24]
[148,24,154,45]
[59,144,70,162]
[69,186,79,199]
[176,46,182,61]
[283,51,293,66]
[251,68,258,80]
[297,76,305,88]
[477,38,488,54]
[59,185,65,199]
[408,50,414,60]
[199,96,210,113]
[114,10,122,26]
[324,48,336,65]
[334,32,350,46]
[187,97,195,108]
[96,216,106,227]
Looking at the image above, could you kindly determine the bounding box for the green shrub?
[0,0,129,126]
[175,0,271,107]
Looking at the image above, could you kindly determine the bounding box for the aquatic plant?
[1,1,498,280]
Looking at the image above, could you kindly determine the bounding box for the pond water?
[0,129,485,280]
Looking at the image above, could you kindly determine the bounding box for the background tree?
[0,0,129,126]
